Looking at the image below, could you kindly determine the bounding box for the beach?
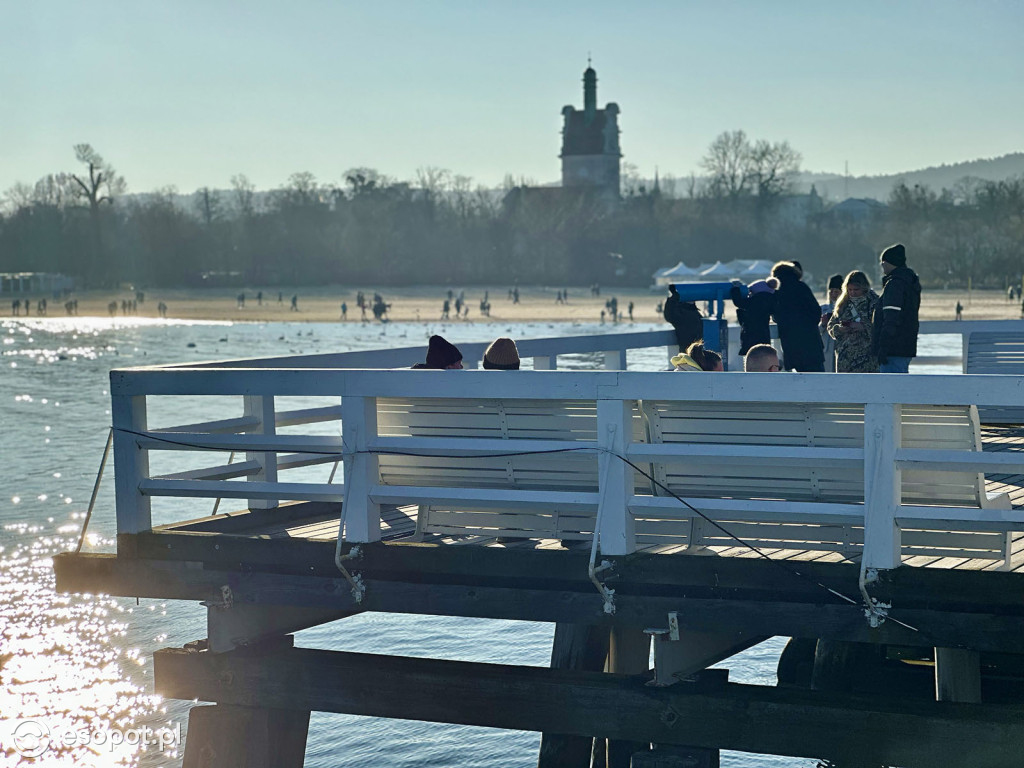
[14,285,1023,324]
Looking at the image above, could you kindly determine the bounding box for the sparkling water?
[2,316,959,766]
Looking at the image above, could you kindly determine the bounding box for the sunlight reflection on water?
[2,315,966,767]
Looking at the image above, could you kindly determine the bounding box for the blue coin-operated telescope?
[668,281,740,367]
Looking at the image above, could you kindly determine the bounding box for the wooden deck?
[154,424,1024,573]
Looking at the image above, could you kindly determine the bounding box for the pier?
[54,321,1024,767]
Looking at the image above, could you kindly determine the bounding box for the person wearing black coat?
[872,243,921,373]
[730,278,778,355]
[770,261,825,372]
[662,285,704,352]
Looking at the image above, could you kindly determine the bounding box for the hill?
[793,152,1024,201]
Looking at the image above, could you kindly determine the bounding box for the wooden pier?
[54,326,1024,767]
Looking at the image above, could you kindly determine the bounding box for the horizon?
[4,0,1024,194]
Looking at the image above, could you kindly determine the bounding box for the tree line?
[2,137,1022,290]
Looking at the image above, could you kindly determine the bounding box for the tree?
[70,144,125,284]
[700,130,801,204]
[701,130,753,201]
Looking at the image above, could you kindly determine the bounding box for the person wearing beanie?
[819,274,846,372]
[415,335,464,369]
[873,243,921,372]
[483,337,521,370]
[730,277,779,355]
[770,261,825,372]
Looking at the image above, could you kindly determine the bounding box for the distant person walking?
[290,294,299,312]
[663,285,703,352]
[955,301,963,321]
[872,243,921,373]
[341,301,347,320]
[771,261,824,372]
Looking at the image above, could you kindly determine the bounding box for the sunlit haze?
[4,0,1023,192]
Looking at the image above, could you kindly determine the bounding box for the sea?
[0,315,960,767]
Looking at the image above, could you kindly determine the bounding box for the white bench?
[637,401,1013,564]
[375,397,648,543]
[369,396,1016,566]
[965,332,1024,423]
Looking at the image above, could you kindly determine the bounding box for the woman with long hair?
[827,271,880,373]
[671,340,723,371]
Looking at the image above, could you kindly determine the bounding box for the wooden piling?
[538,623,610,768]
[935,647,982,703]
[182,704,309,768]
[604,627,652,768]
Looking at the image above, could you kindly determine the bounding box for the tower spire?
[583,60,597,119]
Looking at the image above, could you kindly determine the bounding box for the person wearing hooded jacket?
[872,243,921,373]
[730,278,778,355]
[770,261,825,372]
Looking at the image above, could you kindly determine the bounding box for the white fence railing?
[111,355,1024,575]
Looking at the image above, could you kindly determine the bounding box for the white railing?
[110,359,1024,574]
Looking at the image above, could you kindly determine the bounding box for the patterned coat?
[827,292,879,373]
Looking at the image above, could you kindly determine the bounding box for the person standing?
[730,278,778,355]
[872,243,921,373]
[770,261,824,372]
[827,271,879,373]
[820,274,844,372]
[663,285,704,352]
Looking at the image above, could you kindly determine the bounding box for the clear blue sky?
[3,0,1022,193]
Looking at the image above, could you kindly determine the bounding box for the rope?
[75,428,113,554]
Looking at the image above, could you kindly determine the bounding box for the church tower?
[560,64,621,199]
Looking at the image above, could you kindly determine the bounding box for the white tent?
[738,259,776,278]
[652,261,699,286]
[698,261,736,280]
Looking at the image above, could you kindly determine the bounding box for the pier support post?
[537,623,610,768]
[182,704,309,768]
[935,647,981,703]
[603,627,652,768]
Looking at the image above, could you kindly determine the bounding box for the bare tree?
[230,174,256,217]
[701,130,753,200]
[749,139,802,200]
[700,130,801,205]
[70,144,125,284]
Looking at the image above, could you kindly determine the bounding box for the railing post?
[603,349,627,371]
[533,356,556,370]
[863,403,902,570]
[244,395,278,511]
[341,395,381,542]
[112,394,151,537]
[596,399,635,555]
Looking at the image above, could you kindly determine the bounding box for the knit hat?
[828,274,844,291]
[881,243,907,268]
[425,335,463,369]
[483,337,520,370]
[748,278,778,295]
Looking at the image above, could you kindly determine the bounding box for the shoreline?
[6,285,1023,325]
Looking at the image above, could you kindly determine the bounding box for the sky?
[3,0,1023,193]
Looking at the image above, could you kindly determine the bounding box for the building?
[560,64,621,200]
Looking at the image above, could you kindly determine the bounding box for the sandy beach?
[11,284,1023,325]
